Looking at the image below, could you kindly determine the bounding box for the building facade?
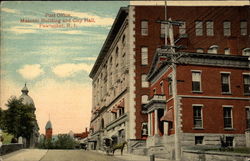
[88,4,250,157]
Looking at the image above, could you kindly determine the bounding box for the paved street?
[2,149,168,161]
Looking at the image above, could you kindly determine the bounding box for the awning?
[111,108,118,113]
[161,108,174,122]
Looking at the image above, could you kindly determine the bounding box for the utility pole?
[157,1,183,160]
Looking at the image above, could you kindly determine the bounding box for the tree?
[2,96,38,142]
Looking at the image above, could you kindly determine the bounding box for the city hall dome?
[19,84,35,106]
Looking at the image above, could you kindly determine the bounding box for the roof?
[45,120,52,129]
[89,7,128,79]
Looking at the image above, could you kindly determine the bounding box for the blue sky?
[1,1,128,134]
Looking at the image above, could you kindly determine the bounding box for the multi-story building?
[88,4,250,159]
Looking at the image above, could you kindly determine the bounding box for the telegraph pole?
[161,1,182,160]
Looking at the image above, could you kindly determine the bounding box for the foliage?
[38,134,78,149]
[1,96,38,140]
[2,132,14,144]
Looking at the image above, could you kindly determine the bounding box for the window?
[224,107,232,128]
[240,21,247,36]
[160,81,164,94]
[122,35,126,46]
[168,76,173,96]
[246,108,250,129]
[243,74,250,94]
[223,21,231,36]
[160,23,165,37]
[196,48,204,53]
[242,48,250,56]
[195,21,203,36]
[141,47,148,65]
[141,74,149,88]
[208,45,219,54]
[221,73,231,93]
[141,20,148,36]
[141,95,148,104]
[192,71,201,92]
[193,105,203,128]
[226,136,234,147]
[195,136,204,145]
[153,88,156,94]
[224,48,230,55]
[206,21,214,36]
[141,122,148,136]
[179,21,186,35]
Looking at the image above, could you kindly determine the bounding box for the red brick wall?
[46,128,52,139]
[133,5,250,139]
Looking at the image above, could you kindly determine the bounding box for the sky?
[0,1,129,134]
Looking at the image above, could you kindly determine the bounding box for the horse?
[112,141,127,156]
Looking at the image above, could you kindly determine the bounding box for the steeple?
[21,83,29,95]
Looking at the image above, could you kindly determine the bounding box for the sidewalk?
[96,150,170,161]
[2,149,48,161]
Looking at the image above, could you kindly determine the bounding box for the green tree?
[54,134,77,149]
[2,96,38,142]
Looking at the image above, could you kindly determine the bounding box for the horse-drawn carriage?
[103,137,127,156]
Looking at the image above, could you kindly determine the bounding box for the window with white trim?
[221,73,231,93]
[160,81,164,94]
[195,21,203,36]
[193,105,203,128]
[223,21,231,36]
[224,107,232,128]
[141,20,148,36]
[224,48,230,55]
[141,74,149,88]
[179,21,186,35]
[240,21,247,36]
[206,21,214,36]
[196,48,204,53]
[192,71,201,92]
[243,74,250,94]
[141,47,148,65]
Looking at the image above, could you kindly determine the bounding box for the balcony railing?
[143,94,166,113]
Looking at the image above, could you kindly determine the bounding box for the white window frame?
[243,73,250,95]
[240,21,247,36]
[179,21,186,35]
[220,72,231,94]
[141,47,148,65]
[160,81,164,94]
[141,20,148,36]
[191,70,202,92]
[223,21,231,36]
[223,105,233,129]
[206,21,214,36]
[141,74,149,88]
[195,21,203,36]
[193,104,204,129]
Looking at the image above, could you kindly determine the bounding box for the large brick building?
[88,4,250,159]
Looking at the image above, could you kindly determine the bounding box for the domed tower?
[45,120,52,139]
[19,83,39,148]
[19,83,35,106]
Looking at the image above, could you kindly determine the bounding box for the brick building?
[88,4,250,158]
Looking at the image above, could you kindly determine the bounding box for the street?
[2,149,124,161]
[2,149,167,161]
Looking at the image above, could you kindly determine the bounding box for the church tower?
[45,120,52,139]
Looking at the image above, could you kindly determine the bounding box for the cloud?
[73,57,97,61]
[17,64,44,80]
[1,8,19,14]
[52,63,93,77]
[52,10,114,27]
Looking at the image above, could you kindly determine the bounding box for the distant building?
[88,4,250,159]
[19,84,39,148]
[45,120,52,139]
[74,128,89,140]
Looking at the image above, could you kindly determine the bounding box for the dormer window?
[242,48,250,56]
[208,45,219,54]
